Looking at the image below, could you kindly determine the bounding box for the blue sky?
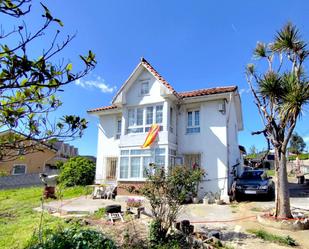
[2,0,309,155]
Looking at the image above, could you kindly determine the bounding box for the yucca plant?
[246,22,309,218]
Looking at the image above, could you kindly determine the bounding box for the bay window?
[127,104,163,134]
[119,148,166,180]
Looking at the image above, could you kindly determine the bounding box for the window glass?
[146,107,153,125]
[155,105,163,123]
[131,149,142,155]
[131,157,140,178]
[169,156,176,167]
[120,150,129,155]
[117,119,121,133]
[13,165,26,175]
[128,109,135,126]
[169,149,176,156]
[186,109,200,133]
[195,110,200,126]
[120,157,129,178]
[141,149,152,155]
[170,107,173,132]
[143,156,153,177]
[141,82,149,95]
[187,111,193,127]
[155,156,165,166]
[128,127,143,133]
[136,108,143,126]
[155,148,165,155]
[186,127,200,133]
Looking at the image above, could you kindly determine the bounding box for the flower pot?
[193,197,200,204]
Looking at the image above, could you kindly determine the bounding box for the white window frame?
[127,104,164,134]
[118,148,166,181]
[12,164,27,175]
[140,81,149,95]
[186,109,200,134]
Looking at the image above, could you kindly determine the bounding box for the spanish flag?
[141,124,160,148]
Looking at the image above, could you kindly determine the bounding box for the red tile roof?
[87,59,238,113]
[179,86,237,98]
[87,105,118,113]
[140,58,181,98]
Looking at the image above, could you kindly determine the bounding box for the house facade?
[0,131,79,176]
[88,58,243,201]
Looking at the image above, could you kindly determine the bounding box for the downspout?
[225,92,233,197]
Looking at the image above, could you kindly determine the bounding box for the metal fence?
[0,170,59,189]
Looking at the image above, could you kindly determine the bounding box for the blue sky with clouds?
[2,0,309,155]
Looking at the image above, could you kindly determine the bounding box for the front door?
[106,157,117,180]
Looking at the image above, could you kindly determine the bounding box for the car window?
[240,171,263,180]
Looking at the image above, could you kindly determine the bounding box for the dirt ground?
[79,202,309,249]
[47,182,309,249]
[233,202,309,249]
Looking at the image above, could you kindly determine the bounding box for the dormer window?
[141,81,149,95]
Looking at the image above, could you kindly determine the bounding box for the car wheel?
[267,188,275,201]
[235,193,243,202]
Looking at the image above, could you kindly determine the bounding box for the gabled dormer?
[112,58,179,107]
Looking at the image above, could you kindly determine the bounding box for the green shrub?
[26,227,117,249]
[149,220,165,246]
[92,208,106,219]
[142,164,205,242]
[247,229,297,246]
[288,153,309,161]
[58,157,95,187]
[0,170,9,177]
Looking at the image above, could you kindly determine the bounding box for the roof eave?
[87,108,122,116]
[111,62,143,104]
[180,91,235,103]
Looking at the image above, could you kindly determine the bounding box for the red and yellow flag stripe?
[141,124,160,148]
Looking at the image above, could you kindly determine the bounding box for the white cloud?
[75,76,116,93]
[239,88,251,96]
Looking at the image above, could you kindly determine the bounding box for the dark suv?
[235,170,275,201]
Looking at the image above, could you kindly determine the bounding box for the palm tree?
[246,23,309,218]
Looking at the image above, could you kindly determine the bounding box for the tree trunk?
[275,151,292,218]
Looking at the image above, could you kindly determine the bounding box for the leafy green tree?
[58,157,96,187]
[289,132,306,154]
[0,0,96,161]
[246,23,309,218]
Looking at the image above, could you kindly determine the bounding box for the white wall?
[119,69,169,147]
[177,99,229,198]
[125,69,166,106]
[227,94,242,187]
[95,114,120,183]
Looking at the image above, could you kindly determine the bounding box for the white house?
[88,58,243,202]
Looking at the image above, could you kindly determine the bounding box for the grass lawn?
[0,186,91,249]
